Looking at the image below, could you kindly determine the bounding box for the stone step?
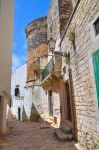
[60,124,72,134]
[49,116,53,121]
[45,118,53,124]
[54,128,73,141]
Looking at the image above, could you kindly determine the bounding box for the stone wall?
[27,44,48,81]
[59,0,72,36]
[47,0,72,42]
[61,0,99,149]
[47,0,60,41]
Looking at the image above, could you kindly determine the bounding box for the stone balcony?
[41,52,62,91]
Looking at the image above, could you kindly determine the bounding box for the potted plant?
[33,64,42,74]
[63,51,70,64]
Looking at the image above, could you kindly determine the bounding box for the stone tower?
[25,17,48,83]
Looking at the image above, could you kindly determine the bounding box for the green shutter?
[92,49,99,109]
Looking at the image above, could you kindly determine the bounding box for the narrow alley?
[0,0,99,150]
[0,120,77,150]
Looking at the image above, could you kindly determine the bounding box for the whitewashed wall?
[11,63,49,121]
[0,0,14,133]
[11,64,27,121]
[0,0,14,94]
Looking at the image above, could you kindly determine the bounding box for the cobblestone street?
[0,121,77,150]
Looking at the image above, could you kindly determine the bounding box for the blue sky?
[12,0,51,72]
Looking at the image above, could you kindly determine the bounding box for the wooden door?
[64,81,72,121]
[18,108,21,121]
[49,91,53,116]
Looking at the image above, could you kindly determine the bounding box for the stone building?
[41,0,99,149]
[41,0,73,128]
[60,0,99,149]
[24,17,49,121]
[0,0,14,134]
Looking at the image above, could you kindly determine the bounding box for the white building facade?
[0,0,14,133]
[11,64,49,121]
[11,64,27,121]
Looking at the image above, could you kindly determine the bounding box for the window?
[15,87,20,97]
[94,17,99,36]
[92,49,99,109]
[50,26,52,33]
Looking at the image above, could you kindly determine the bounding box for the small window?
[50,26,52,33]
[63,66,66,74]
[94,17,99,36]
[15,87,20,97]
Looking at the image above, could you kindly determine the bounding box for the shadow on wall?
[30,103,42,122]
[22,106,28,122]
[7,107,15,121]
[21,103,43,122]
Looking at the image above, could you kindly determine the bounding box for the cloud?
[12,54,26,73]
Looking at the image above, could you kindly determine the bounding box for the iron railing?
[41,56,54,81]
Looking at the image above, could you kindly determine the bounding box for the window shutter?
[92,49,99,108]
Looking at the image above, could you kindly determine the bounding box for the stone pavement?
[0,120,77,150]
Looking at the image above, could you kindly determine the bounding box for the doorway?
[64,81,72,122]
[18,108,21,121]
[49,91,53,116]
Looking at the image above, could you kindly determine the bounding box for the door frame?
[62,67,77,141]
[64,80,72,122]
[18,107,21,121]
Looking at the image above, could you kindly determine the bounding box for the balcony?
[41,52,62,89]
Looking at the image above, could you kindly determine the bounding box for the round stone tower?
[25,16,48,83]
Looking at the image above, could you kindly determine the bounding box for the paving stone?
[0,121,77,150]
